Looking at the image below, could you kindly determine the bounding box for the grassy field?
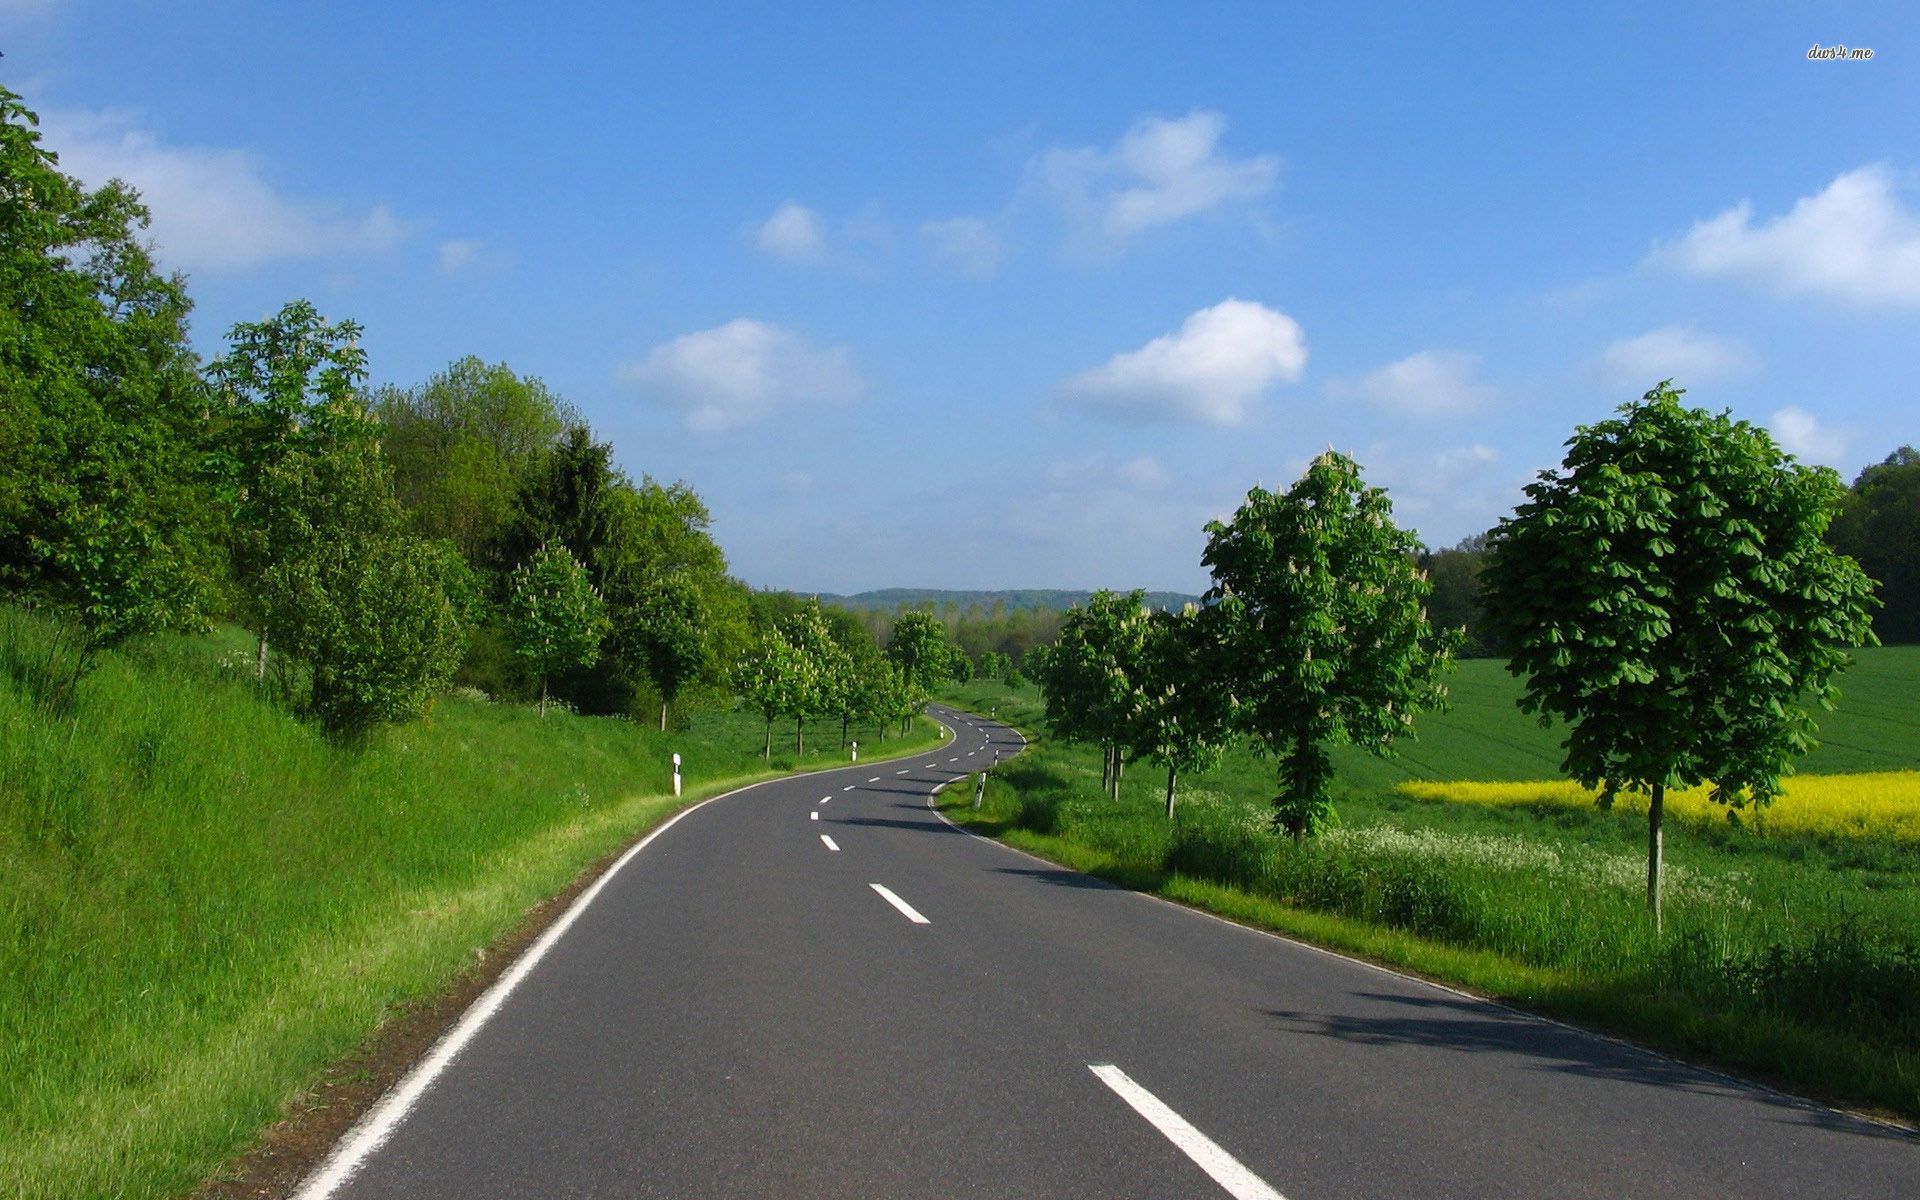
[939,646,1920,1120]
[0,606,945,1200]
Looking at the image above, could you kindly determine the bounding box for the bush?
[263,537,473,737]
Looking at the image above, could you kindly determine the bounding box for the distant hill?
[806,588,1202,613]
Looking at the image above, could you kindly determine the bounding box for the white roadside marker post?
[851,740,858,762]
[973,772,985,809]
[671,752,681,797]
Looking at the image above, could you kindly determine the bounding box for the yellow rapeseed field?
[1397,772,1920,845]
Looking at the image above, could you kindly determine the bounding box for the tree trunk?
[255,634,268,682]
[539,677,549,717]
[1101,745,1112,794]
[841,712,849,749]
[660,700,668,731]
[1647,782,1665,932]
[763,718,772,759]
[1165,763,1177,819]
[795,716,804,755]
[1112,753,1123,801]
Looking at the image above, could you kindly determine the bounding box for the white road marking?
[869,883,930,924]
[820,834,839,852]
[810,811,819,821]
[924,762,938,768]
[819,796,830,804]
[948,757,960,763]
[1088,1064,1286,1200]
[290,777,761,1200]
[868,776,881,783]
[895,769,909,775]
[843,784,857,791]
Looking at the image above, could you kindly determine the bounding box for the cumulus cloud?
[919,216,1004,278]
[1598,326,1751,387]
[1327,350,1495,417]
[1032,110,1278,247]
[621,319,862,433]
[1433,443,1498,474]
[753,201,827,263]
[1769,406,1848,464]
[40,107,408,273]
[1060,299,1306,425]
[1649,165,1920,306]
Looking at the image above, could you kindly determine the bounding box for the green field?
[939,645,1920,1120]
[0,607,945,1200]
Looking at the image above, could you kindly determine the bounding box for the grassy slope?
[0,608,944,1200]
[938,646,1920,1119]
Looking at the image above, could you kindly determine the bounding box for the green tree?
[732,629,811,758]
[0,85,221,699]
[886,611,956,730]
[506,542,608,715]
[1130,605,1236,818]
[208,299,379,678]
[263,537,474,737]
[1484,384,1878,926]
[780,601,847,753]
[1035,591,1151,800]
[1204,452,1457,840]
[625,573,708,730]
[1828,447,1919,645]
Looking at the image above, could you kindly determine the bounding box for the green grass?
[0,606,945,1200]
[940,648,1920,1120]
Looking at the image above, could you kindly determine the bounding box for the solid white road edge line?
[821,834,839,852]
[1088,1064,1286,1200]
[869,883,931,924]
[292,724,965,1199]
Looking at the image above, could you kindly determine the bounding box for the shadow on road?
[1263,991,1917,1144]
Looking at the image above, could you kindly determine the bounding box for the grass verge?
[0,606,945,1199]
[938,676,1920,1124]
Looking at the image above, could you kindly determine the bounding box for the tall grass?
[0,606,943,1199]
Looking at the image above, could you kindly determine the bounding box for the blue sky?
[7,2,1916,593]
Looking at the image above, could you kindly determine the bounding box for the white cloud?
[621,319,862,434]
[919,216,1003,278]
[1769,406,1849,464]
[1598,326,1751,387]
[1433,443,1498,474]
[1328,350,1494,417]
[753,201,827,263]
[437,239,481,275]
[1060,299,1306,425]
[40,107,408,273]
[1045,454,1169,491]
[1032,110,1278,247]
[1650,165,1920,306]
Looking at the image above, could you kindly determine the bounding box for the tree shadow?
[1263,991,1918,1144]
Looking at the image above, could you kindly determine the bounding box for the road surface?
[296,704,1919,1199]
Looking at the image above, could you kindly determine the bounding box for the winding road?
[295,705,1919,1198]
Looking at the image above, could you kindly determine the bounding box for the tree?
[1828,447,1919,645]
[0,85,222,699]
[626,574,708,730]
[506,542,608,715]
[1204,451,1457,840]
[263,537,475,737]
[731,629,812,758]
[1035,591,1151,800]
[886,611,956,729]
[1129,606,1236,818]
[208,299,379,679]
[1482,384,1878,927]
[778,601,846,754]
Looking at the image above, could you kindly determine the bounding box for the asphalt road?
[297,704,1919,1199]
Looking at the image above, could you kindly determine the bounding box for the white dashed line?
[868,776,881,783]
[843,784,857,791]
[820,834,839,852]
[869,883,930,924]
[1089,1064,1286,1200]
[895,769,909,775]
